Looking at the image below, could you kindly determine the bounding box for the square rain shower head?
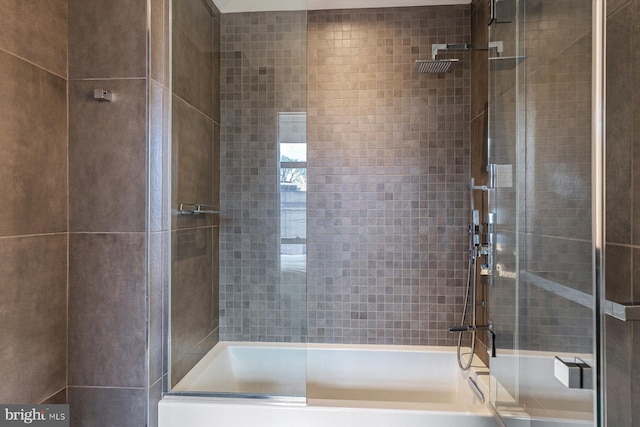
[414,59,460,74]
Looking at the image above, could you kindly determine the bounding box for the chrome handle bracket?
[178,203,220,215]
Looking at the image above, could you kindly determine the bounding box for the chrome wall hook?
[93,89,112,102]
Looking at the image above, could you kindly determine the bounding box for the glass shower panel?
[168,0,309,398]
[488,0,525,413]
[169,0,222,391]
[488,0,595,425]
[218,9,308,345]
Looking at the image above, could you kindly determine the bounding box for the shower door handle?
[488,0,495,25]
[554,357,593,389]
[489,330,496,357]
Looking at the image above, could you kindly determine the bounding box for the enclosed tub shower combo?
[158,0,612,426]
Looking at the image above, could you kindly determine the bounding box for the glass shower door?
[487,0,524,417]
[167,0,309,399]
[487,0,596,425]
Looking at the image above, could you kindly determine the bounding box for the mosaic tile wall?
[307,6,471,346]
[219,11,308,342]
[220,6,471,345]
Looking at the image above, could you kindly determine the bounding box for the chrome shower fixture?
[412,43,468,74]
[413,58,460,74]
[431,43,471,58]
[413,42,505,74]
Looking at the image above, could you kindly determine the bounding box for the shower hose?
[457,220,478,371]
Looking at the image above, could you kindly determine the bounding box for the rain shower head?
[413,42,507,74]
[413,43,467,74]
[414,59,459,74]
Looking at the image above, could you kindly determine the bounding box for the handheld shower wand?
[449,178,493,370]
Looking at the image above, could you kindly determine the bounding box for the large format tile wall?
[307,6,470,345]
[0,0,68,404]
[67,0,149,425]
[169,0,221,386]
[2,0,168,424]
[604,0,640,423]
[219,11,308,342]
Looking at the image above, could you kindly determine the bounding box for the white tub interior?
[174,343,307,396]
[173,342,490,412]
[161,342,495,427]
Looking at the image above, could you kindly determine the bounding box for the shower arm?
[431,41,504,59]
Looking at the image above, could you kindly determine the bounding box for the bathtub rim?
[159,394,493,417]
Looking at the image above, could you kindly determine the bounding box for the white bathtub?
[159,342,497,427]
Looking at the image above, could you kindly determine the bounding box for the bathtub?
[159,342,497,427]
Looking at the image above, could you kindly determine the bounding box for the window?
[278,113,306,274]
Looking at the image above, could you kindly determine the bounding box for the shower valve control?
[469,211,494,275]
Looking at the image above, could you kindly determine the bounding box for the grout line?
[172,225,219,233]
[69,77,147,81]
[68,231,148,235]
[150,76,170,93]
[67,385,146,390]
[603,242,640,250]
[172,93,217,123]
[470,109,487,123]
[607,0,634,21]
[0,232,67,241]
[150,376,163,388]
[498,230,593,245]
[0,47,67,80]
[39,387,66,404]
